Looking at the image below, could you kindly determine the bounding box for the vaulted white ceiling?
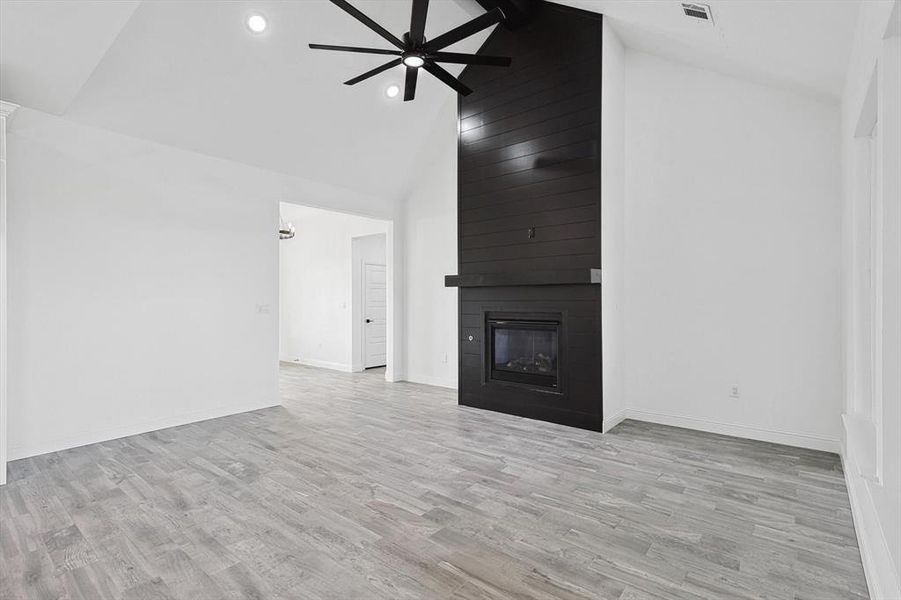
[558,0,861,99]
[1,0,488,200]
[1,0,862,200]
[0,0,141,114]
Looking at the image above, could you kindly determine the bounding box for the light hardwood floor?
[1,363,868,599]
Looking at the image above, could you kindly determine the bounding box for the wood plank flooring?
[1,363,868,599]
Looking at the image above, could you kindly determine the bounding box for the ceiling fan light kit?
[309,0,512,102]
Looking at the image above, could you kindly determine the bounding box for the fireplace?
[488,317,560,389]
[445,2,604,431]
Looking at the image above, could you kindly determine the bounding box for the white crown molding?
[0,101,19,120]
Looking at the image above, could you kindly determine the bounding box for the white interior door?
[363,263,387,368]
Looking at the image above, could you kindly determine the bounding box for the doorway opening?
[278,203,394,379]
[353,234,387,370]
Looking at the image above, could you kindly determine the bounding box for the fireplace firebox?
[488,318,560,389]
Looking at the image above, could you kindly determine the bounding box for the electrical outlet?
[730,384,740,399]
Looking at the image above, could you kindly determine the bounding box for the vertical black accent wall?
[448,2,604,431]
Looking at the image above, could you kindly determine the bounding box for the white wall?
[3,106,399,464]
[279,203,388,372]
[840,2,901,597]
[394,32,848,461]
[622,50,843,451]
[401,98,458,389]
[6,109,281,460]
[601,19,626,431]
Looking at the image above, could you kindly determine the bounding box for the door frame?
[361,261,387,369]
[350,232,389,374]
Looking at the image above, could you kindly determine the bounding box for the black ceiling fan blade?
[428,52,511,66]
[404,66,419,101]
[329,0,405,50]
[344,58,402,85]
[409,0,430,46]
[309,43,401,56]
[425,8,504,51]
[423,61,473,96]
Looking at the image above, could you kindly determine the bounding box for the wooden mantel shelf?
[444,269,601,288]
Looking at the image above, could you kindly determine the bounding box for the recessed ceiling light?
[247,14,267,33]
[385,85,400,99]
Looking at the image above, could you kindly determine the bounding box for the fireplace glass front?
[488,318,559,388]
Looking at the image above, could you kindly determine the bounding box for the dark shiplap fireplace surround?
[445,2,604,431]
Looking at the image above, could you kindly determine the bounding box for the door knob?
[365,318,373,323]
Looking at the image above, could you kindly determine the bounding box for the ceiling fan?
[309,0,512,101]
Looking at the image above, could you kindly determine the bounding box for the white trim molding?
[8,399,280,462]
[0,100,20,486]
[281,357,353,373]
[842,440,901,600]
[612,409,840,453]
[0,101,19,120]
[402,373,457,389]
[602,409,628,433]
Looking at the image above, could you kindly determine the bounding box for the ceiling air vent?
[681,2,713,24]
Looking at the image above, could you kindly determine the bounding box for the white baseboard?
[602,408,628,432]
[385,366,403,383]
[619,408,840,453]
[8,399,280,462]
[842,440,901,600]
[403,372,458,389]
[283,357,353,372]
